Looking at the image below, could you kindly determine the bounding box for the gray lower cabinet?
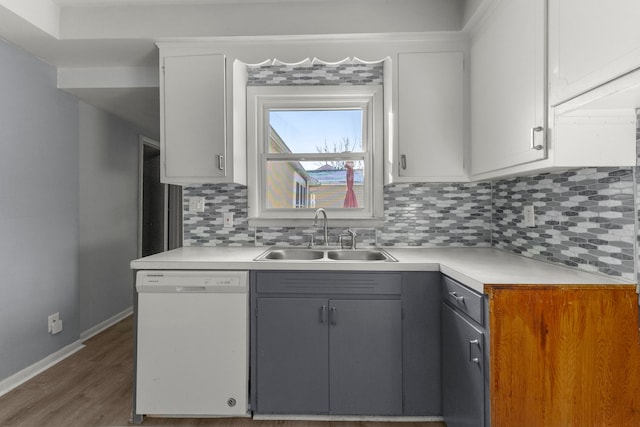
[255,297,329,414]
[255,296,402,415]
[251,270,441,416]
[329,298,403,414]
[442,276,488,427]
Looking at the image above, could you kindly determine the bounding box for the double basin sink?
[255,247,397,262]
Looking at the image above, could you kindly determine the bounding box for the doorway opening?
[138,136,182,257]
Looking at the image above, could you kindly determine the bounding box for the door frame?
[138,135,183,258]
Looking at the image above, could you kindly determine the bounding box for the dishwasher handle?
[176,286,207,292]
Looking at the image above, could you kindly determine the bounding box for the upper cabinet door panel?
[162,54,226,184]
[396,51,466,182]
[470,0,546,176]
[549,0,640,106]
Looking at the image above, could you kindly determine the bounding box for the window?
[293,173,308,209]
[247,85,383,226]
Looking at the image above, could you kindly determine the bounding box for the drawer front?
[442,276,484,325]
[255,271,402,295]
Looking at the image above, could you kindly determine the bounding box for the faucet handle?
[338,234,348,249]
[347,229,357,249]
[339,229,357,250]
[303,232,315,248]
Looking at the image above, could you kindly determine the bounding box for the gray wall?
[0,38,146,384]
[78,102,142,333]
[0,39,80,380]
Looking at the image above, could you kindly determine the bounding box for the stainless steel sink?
[261,248,325,260]
[254,247,396,262]
[326,249,393,261]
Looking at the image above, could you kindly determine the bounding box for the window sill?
[248,217,384,229]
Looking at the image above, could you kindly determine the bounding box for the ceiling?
[0,0,478,136]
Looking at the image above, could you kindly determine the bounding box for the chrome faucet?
[312,208,329,247]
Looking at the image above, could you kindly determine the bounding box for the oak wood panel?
[487,285,640,427]
[0,316,444,427]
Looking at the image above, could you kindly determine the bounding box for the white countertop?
[130,246,634,294]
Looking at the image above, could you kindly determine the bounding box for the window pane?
[269,110,363,154]
[265,160,365,210]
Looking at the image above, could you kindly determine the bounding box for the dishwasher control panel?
[136,271,248,293]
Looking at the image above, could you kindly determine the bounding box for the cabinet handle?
[330,306,337,325]
[319,305,327,324]
[217,154,225,170]
[469,339,481,365]
[449,291,465,303]
[400,154,407,170]
[530,126,544,151]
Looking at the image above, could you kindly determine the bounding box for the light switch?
[523,205,536,228]
[189,197,206,213]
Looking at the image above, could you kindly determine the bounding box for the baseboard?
[0,340,84,398]
[253,414,445,422]
[80,306,133,342]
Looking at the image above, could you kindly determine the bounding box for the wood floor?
[0,316,445,427]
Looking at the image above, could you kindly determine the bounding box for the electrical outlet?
[523,205,536,228]
[223,212,234,228]
[48,312,63,334]
[52,319,63,334]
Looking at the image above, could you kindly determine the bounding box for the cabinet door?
[161,54,226,184]
[255,298,329,414]
[549,0,640,105]
[470,0,546,177]
[395,51,466,182]
[442,303,485,427]
[329,299,402,415]
[402,272,442,416]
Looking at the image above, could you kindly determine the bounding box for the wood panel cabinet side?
[487,286,640,427]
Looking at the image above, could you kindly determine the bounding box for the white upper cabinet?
[548,0,638,171]
[391,51,467,183]
[469,0,636,180]
[548,0,640,106]
[470,0,547,179]
[159,47,245,185]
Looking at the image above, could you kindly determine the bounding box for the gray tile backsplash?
[183,161,639,281]
[636,108,640,286]
[183,184,253,247]
[380,182,492,247]
[492,168,635,280]
[183,182,491,248]
[247,62,383,86]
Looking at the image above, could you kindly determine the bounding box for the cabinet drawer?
[255,271,401,295]
[442,276,484,325]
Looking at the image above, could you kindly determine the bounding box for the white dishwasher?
[135,270,249,417]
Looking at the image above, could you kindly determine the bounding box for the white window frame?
[247,85,384,227]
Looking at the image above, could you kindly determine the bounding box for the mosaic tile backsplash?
[247,62,384,86]
[380,182,492,247]
[183,164,638,281]
[492,168,635,280]
[183,184,252,246]
[183,182,493,248]
[636,109,640,285]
